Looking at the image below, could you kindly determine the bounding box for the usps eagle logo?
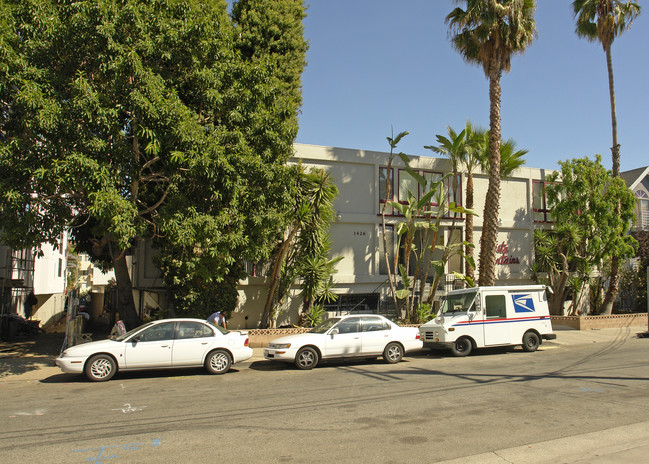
[512,294,535,313]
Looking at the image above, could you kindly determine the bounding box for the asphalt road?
[1,336,648,463]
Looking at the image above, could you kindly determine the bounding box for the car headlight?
[270,343,291,349]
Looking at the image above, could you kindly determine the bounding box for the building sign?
[495,242,520,265]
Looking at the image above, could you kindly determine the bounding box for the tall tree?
[0,0,307,329]
[157,0,308,320]
[572,0,641,314]
[469,125,528,281]
[446,0,537,286]
[541,155,637,315]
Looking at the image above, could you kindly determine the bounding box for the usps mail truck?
[419,285,556,356]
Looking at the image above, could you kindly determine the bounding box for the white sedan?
[264,315,423,369]
[55,318,253,381]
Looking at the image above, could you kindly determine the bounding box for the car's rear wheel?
[522,331,541,352]
[85,354,117,382]
[383,342,404,364]
[450,337,472,357]
[295,347,319,370]
[205,350,232,374]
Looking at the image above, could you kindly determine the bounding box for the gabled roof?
[620,166,649,191]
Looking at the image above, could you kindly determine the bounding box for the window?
[378,167,461,218]
[335,317,361,334]
[485,295,507,319]
[635,190,649,231]
[176,321,214,339]
[533,181,553,223]
[362,317,389,332]
[322,293,379,314]
[379,225,394,276]
[379,167,394,214]
[138,322,175,342]
[379,167,393,202]
[398,169,418,204]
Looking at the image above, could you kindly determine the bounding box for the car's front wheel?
[383,342,404,364]
[85,354,117,382]
[205,350,232,374]
[295,347,319,370]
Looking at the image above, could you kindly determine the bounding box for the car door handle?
[161,345,169,348]
[201,342,208,345]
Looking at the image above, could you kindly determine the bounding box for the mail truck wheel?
[295,347,319,370]
[205,350,231,374]
[383,342,404,364]
[85,354,117,382]
[451,337,472,357]
[522,331,540,352]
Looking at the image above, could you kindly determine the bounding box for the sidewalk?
[1,326,646,383]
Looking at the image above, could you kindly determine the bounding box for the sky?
[295,0,649,172]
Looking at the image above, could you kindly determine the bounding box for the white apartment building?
[229,143,556,328]
[0,234,68,332]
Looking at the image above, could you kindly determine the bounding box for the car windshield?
[114,322,154,341]
[310,318,340,334]
[440,291,478,314]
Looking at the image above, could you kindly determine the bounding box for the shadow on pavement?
[0,332,64,378]
[40,366,245,383]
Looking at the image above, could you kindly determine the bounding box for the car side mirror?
[330,328,339,335]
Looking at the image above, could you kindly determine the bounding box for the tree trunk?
[601,43,621,314]
[478,70,502,286]
[605,45,620,177]
[112,250,140,330]
[465,172,475,283]
[600,255,619,315]
[260,230,297,329]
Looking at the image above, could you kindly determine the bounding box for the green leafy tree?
[0,0,307,329]
[261,167,340,328]
[446,0,537,286]
[157,0,308,320]
[538,155,637,315]
[572,0,641,314]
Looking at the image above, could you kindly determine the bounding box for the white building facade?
[229,144,556,328]
[0,234,68,332]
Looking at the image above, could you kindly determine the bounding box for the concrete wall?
[551,314,648,330]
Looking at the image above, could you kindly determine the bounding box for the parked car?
[55,318,253,381]
[263,314,423,369]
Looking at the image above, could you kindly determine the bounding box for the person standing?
[24,291,38,320]
[207,311,227,329]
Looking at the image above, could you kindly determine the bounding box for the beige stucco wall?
[126,143,559,329]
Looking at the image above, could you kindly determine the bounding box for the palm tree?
[446,0,537,286]
[573,0,641,314]
[573,0,641,177]
[473,130,527,277]
[424,125,466,198]
[426,122,481,282]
